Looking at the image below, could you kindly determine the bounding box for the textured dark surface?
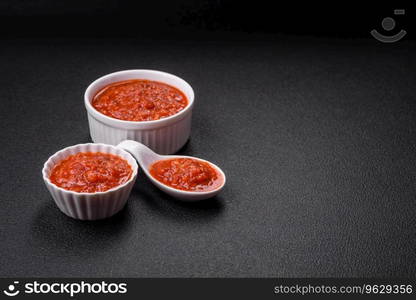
[0,36,415,277]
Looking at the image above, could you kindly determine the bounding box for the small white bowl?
[42,143,138,220]
[84,70,195,155]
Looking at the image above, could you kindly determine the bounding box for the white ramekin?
[84,70,195,155]
[42,143,138,220]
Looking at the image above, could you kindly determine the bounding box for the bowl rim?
[42,143,139,196]
[84,69,195,129]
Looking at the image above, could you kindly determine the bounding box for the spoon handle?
[117,140,160,170]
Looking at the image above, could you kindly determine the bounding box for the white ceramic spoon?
[117,140,226,201]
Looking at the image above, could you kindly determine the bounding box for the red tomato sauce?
[49,152,133,193]
[92,79,188,121]
[149,158,223,192]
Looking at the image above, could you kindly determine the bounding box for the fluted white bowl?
[42,143,138,220]
[84,70,195,155]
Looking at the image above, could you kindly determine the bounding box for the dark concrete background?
[0,34,415,277]
[0,0,413,38]
[0,0,415,278]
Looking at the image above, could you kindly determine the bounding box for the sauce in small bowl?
[92,79,188,122]
[84,70,195,154]
[42,143,138,220]
[49,152,133,193]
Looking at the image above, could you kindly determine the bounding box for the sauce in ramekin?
[92,79,188,121]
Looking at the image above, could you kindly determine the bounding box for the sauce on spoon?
[149,157,223,192]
